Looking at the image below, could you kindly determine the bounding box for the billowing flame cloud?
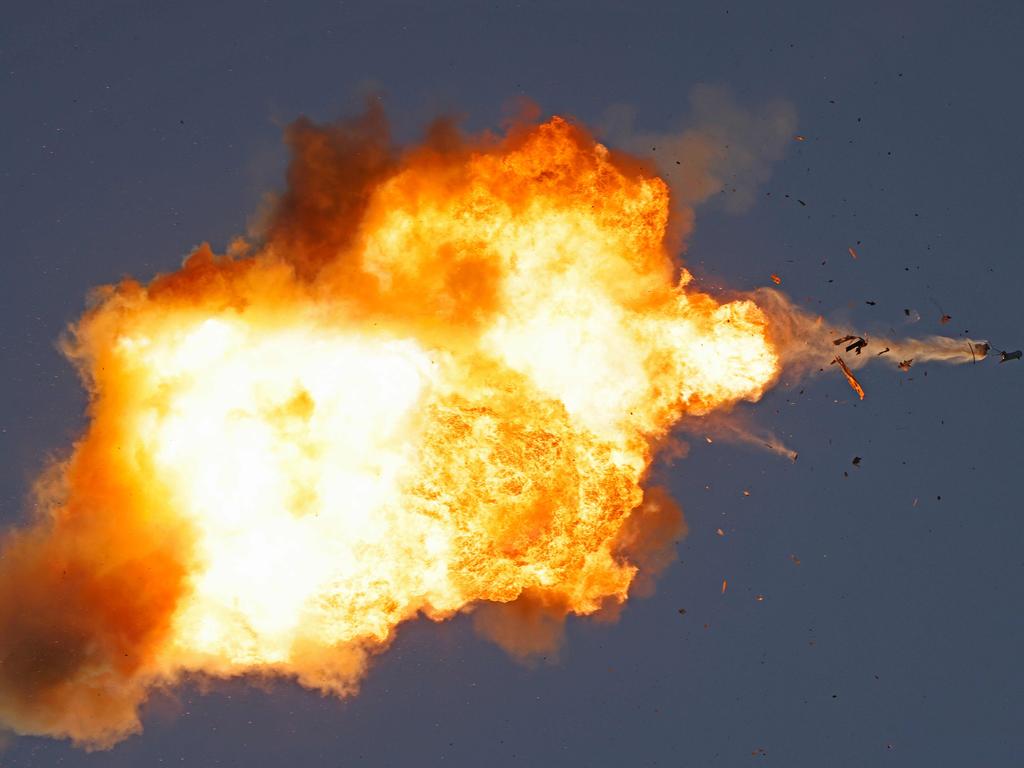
[0,105,786,748]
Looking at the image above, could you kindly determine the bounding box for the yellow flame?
[33,117,780,703]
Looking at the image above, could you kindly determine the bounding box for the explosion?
[0,106,787,747]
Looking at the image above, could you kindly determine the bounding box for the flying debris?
[833,334,868,355]
[898,359,913,371]
[999,349,1022,363]
[930,297,952,325]
[770,273,782,285]
[832,355,866,399]
[876,347,890,356]
[848,247,858,260]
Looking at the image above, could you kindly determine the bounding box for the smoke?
[266,107,394,274]
[681,411,797,462]
[473,485,685,660]
[472,591,571,662]
[864,336,990,366]
[683,287,994,454]
[611,486,687,598]
[751,287,990,374]
[601,85,798,216]
[0,432,191,747]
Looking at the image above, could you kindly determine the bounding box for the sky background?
[1,1,1022,765]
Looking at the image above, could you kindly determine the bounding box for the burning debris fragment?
[967,341,990,363]
[930,298,952,325]
[832,355,866,399]
[898,359,914,372]
[1000,349,1022,363]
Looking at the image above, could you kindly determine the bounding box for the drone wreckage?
[829,334,1018,401]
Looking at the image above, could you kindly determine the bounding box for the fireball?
[0,112,778,747]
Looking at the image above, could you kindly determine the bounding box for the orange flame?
[833,355,866,400]
[0,110,779,746]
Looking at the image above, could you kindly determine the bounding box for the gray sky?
[1,1,1022,765]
